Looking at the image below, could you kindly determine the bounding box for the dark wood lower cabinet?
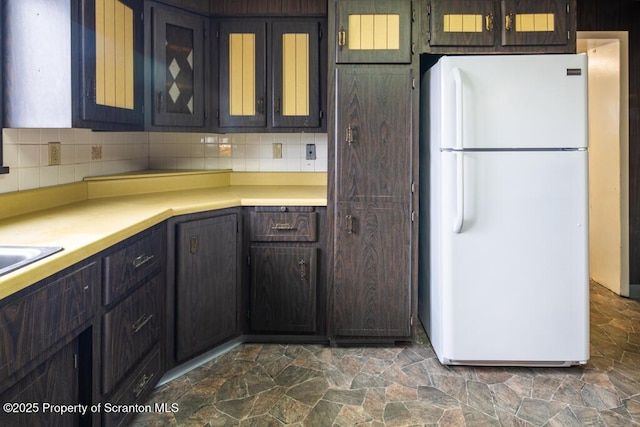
[175,213,240,362]
[333,202,412,338]
[250,246,317,333]
[0,338,84,427]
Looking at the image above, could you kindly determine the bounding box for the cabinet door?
[500,0,569,47]
[151,6,206,127]
[175,214,239,362]
[429,0,496,47]
[219,21,267,128]
[250,246,317,332]
[81,0,144,127]
[0,340,80,427]
[272,21,321,128]
[333,202,411,338]
[335,67,412,203]
[336,0,412,63]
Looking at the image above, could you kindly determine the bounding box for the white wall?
[0,129,328,194]
[577,32,630,297]
[148,132,328,173]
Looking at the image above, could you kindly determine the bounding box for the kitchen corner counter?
[0,170,327,300]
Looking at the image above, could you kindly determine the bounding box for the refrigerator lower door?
[437,150,589,365]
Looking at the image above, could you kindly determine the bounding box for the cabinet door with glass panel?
[218,21,267,128]
[218,19,323,131]
[81,0,144,128]
[335,0,412,64]
[428,0,496,48]
[149,4,207,127]
[271,21,321,128]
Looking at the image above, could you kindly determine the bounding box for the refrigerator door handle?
[453,151,465,233]
[452,67,463,150]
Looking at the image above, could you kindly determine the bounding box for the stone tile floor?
[133,282,640,426]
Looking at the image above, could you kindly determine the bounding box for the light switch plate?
[273,143,283,159]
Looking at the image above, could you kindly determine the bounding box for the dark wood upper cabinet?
[218,21,268,128]
[423,0,577,54]
[217,18,326,131]
[147,2,208,128]
[428,0,496,47]
[210,0,327,16]
[500,0,569,47]
[3,0,144,130]
[335,0,413,64]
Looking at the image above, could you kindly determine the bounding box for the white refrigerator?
[418,54,590,366]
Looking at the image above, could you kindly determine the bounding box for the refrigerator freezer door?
[438,150,589,364]
[438,55,588,150]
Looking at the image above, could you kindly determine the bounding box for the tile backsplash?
[0,129,328,194]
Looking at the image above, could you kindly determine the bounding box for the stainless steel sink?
[0,246,63,277]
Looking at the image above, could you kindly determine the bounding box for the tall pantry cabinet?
[328,0,418,342]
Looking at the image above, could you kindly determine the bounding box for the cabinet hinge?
[567,31,571,40]
[566,3,570,13]
[319,28,323,40]
[410,315,414,326]
[412,77,416,90]
[412,7,416,22]
[411,210,416,222]
[411,182,415,193]
[319,110,324,119]
[411,42,416,55]
[236,310,240,323]
[216,110,220,119]
[74,353,78,370]
[247,255,251,266]
[216,30,220,39]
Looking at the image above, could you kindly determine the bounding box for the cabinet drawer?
[102,345,162,427]
[102,276,161,395]
[250,211,317,242]
[103,228,163,305]
[0,262,97,385]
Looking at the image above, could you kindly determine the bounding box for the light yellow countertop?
[0,170,327,301]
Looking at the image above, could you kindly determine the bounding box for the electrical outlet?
[48,142,61,165]
[272,143,282,159]
[306,144,316,160]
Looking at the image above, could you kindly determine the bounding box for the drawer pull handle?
[298,259,307,280]
[133,372,155,398]
[132,254,154,269]
[132,314,154,334]
[272,223,296,231]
